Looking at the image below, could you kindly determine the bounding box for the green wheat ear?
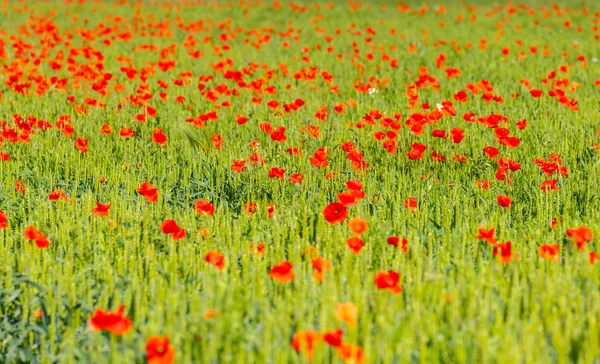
[176,124,205,149]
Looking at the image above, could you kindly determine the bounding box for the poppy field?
[1,0,600,363]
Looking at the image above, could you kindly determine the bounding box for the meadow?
[1,0,600,363]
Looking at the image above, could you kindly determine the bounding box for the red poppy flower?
[539,244,560,262]
[269,260,295,283]
[145,105,157,117]
[137,182,159,203]
[119,127,136,138]
[515,119,527,130]
[194,200,215,216]
[338,343,366,364]
[432,129,447,139]
[244,202,258,216]
[350,189,365,200]
[311,256,332,282]
[24,226,50,248]
[266,203,277,218]
[540,161,559,176]
[540,179,559,192]
[287,147,303,156]
[205,251,225,271]
[450,127,464,144]
[15,180,26,194]
[440,101,457,116]
[322,329,343,347]
[566,226,593,251]
[374,270,402,294]
[346,180,363,191]
[152,128,168,145]
[475,228,497,245]
[475,180,491,190]
[231,159,247,173]
[463,112,476,122]
[249,242,266,257]
[268,167,285,180]
[236,115,248,125]
[91,202,111,216]
[404,197,418,211]
[497,195,512,208]
[387,236,408,252]
[483,146,499,159]
[146,336,176,364]
[211,134,223,150]
[335,302,358,328]
[500,136,521,148]
[88,305,132,335]
[431,150,446,162]
[289,173,304,184]
[248,153,264,166]
[75,138,88,153]
[492,241,518,263]
[530,89,543,98]
[506,159,521,171]
[348,217,368,235]
[495,167,510,183]
[454,90,468,103]
[48,189,67,201]
[346,237,365,254]
[0,210,8,229]
[337,192,357,207]
[270,126,287,142]
[291,330,320,361]
[100,124,112,134]
[407,143,426,160]
[309,148,329,168]
[160,219,186,240]
[382,139,398,154]
[323,202,348,224]
[259,122,273,133]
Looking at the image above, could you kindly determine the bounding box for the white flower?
[368,87,378,96]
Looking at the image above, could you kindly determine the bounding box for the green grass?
[1,0,599,363]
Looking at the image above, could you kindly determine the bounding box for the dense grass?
[1,0,599,363]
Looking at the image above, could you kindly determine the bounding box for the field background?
[1,0,599,363]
